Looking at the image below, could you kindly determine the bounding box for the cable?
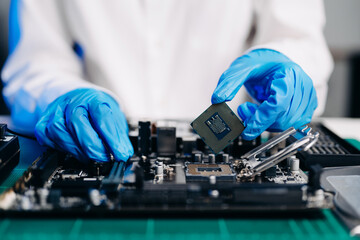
[6,128,37,140]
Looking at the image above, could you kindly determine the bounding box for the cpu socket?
[185,163,236,181]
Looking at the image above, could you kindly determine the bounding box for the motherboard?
[0,119,336,217]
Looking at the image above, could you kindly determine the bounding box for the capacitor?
[22,190,35,210]
[138,121,151,156]
[135,166,144,189]
[290,157,300,172]
[222,154,229,163]
[0,124,6,139]
[156,162,164,175]
[89,189,102,206]
[209,175,216,185]
[209,154,216,164]
[37,188,49,207]
[209,189,219,198]
[287,156,296,168]
[21,197,32,210]
[157,127,176,157]
[287,156,292,167]
[194,153,202,162]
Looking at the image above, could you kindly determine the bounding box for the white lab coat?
[1,0,333,134]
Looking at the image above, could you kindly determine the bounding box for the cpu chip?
[191,102,245,154]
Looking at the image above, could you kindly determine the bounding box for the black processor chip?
[191,102,245,154]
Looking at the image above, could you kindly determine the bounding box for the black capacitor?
[157,127,176,157]
[138,121,151,156]
[134,165,144,189]
[208,154,216,164]
[0,124,6,139]
[0,131,19,184]
[308,164,323,191]
[192,151,203,162]
[222,154,229,163]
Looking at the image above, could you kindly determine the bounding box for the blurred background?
[0,0,359,117]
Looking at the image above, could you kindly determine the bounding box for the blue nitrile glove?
[212,49,318,140]
[35,88,134,163]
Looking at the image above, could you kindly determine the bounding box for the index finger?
[211,61,252,104]
[89,102,134,162]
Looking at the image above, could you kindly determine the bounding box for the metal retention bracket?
[237,125,319,180]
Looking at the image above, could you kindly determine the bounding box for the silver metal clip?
[236,125,319,180]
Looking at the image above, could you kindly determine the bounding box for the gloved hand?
[212,49,318,140]
[35,88,134,163]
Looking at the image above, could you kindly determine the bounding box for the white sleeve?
[1,0,103,134]
[250,0,334,116]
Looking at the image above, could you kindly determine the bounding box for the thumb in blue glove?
[35,88,134,163]
[212,49,318,140]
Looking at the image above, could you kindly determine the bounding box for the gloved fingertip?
[86,150,109,163]
[241,131,259,141]
[112,147,132,162]
[237,102,258,124]
[128,146,134,157]
[116,139,133,161]
[211,93,223,104]
[237,107,247,124]
[240,120,264,140]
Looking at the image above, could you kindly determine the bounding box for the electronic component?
[0,124,20,184]
[0,121,347,219]
[191,103,245,154]
[236,126,319,180]
[185,163,236,181]
[0,124,6,139]
[208,154,216,164]
[289,156,300,173]
[296,123,360,169]
[138,121,151,156]
[157,127,176,157]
